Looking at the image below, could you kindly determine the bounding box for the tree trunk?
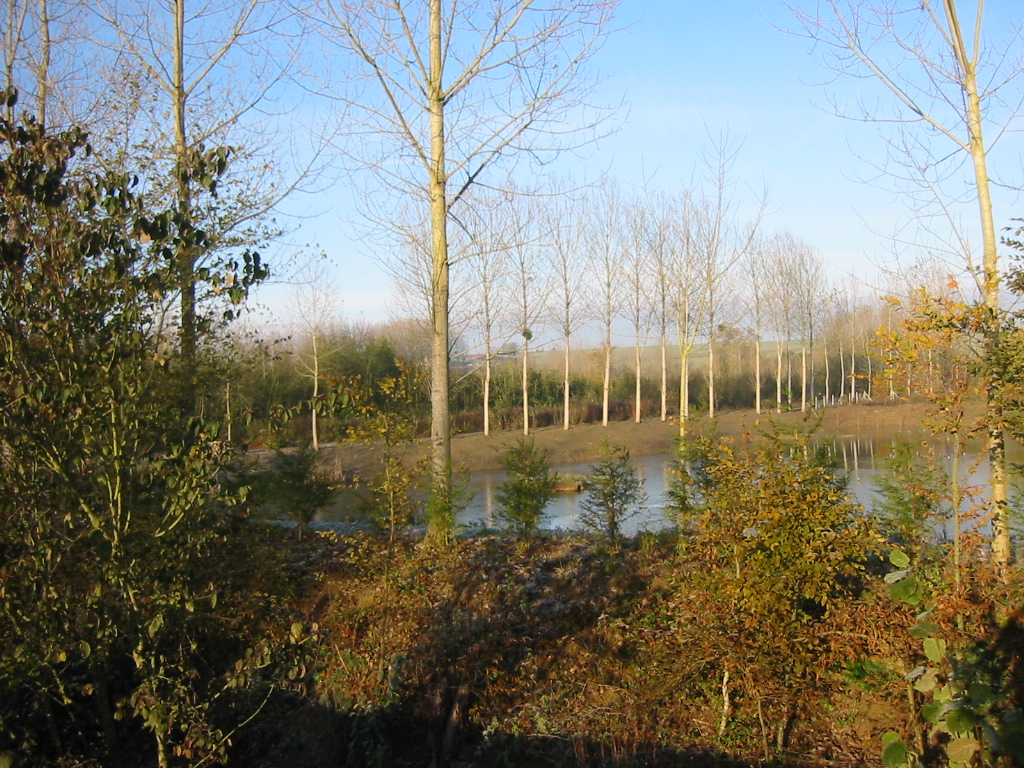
[800,343,807,412]
[427,0,452,539]
[173,0,197,403]
[563,334,571,430]
[634,344,642,423]
[483,348,491,436]
[839,339,846,401]
[708,341,716,419]
[775,340,782,413]
[823,337,830,406]
[37,0,50,125]
[602,334,611,427]
[754,337,761,414]
[849,340,856,402]
[311,331,320,450]
[945,0,1011,571]
[522,337,530,436]
[660,332,668,421]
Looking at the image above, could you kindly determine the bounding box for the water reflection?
[456,434,1012,535]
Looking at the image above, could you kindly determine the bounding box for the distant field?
[485,340,798,378]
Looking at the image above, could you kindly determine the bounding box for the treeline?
[242,292,934,447]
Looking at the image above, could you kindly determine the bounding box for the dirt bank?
[447,401,942,472]
[313,401,958,479]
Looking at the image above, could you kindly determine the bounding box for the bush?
[495,438,558,539]
[579,443,647,545]
[263,443,337,536]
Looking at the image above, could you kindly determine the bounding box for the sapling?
[495,438,558,540]
[579,443,647,545]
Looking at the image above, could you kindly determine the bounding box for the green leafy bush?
[0,94,276,767]
[495,438,558,539]
[264,443,337,536]
[579,443,647,545]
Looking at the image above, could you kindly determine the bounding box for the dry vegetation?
[227,528,1023,768]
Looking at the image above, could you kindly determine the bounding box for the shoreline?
[447,401,941,473]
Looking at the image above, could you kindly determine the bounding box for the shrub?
[264,443,337,537]
[494,438,558,539]
[579,443,647,545]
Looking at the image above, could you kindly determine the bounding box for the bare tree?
[506,194,550,436]
[313,0,616,536]
[692,138,762,420]
[586,181,625,427]
[669,190,706,433]
[92,0,312,398]
[642,189,680,422]
[624,194,654,423]
[790,0,1023,570]
[461,200,514,437]
[547,184,590,430]
[790,239,828,412]
[744,234,773,415]
[289,258,342,451]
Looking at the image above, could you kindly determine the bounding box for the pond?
[453,434,1017,536]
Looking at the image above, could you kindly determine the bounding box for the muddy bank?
[316,401,949,477]
[448,401,942,472]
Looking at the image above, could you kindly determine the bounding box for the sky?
[251,0,1024,329]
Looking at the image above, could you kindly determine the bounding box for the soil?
[446,401,943,473]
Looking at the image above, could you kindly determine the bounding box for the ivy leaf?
[881,730,902,746]
[909,620,941,638]
[889,550,911,568]
[945,706,978,735]
[923,637,947,663]
[882,739,909,768]
[946,737,978,764]
[888,576,921,604]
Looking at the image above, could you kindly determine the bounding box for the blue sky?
[253,0,1024,326]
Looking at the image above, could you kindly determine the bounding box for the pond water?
[454,433,1016,536]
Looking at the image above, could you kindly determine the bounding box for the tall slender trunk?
[521,338,530,435]
[708,341,716,418]
[660,332,668,421]
[839,340,846,400]
[849,340,856,402]
[785,338,792,407]
[946,0,1011,569]
[775,340,782,412]
[37,0,49,125]
[823,337,830,406]
[483,347,491,436]
[754,337,761,414]
[563,334,571,430]
[800,343,807,412]
[634,345,642,423]
[602,329,611,427]
[311,331,320,450]
[427,0,452,537]
[173,0,197,400]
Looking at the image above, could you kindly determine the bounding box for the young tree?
[313,0,617,539]
[93,0,308,398]
[624,194,654,423]
[692,139,762,419]
[0,96,266,768]
[506,194,549,436]
[669,189,706,432]
[289,257,342,450]
[790,0,1023,571]
[586,181,625,427]
[579,444,647,546]
[641,188,683,422]
[548,184,590,430]
[495,438,558,539]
